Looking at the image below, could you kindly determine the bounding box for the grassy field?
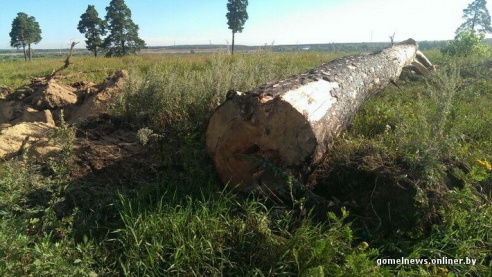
[0,50,491,276]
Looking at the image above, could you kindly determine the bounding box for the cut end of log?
[206,92,321,191]
[207,39,435,191]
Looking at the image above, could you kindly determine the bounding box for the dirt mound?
[66,70,128,124]
[0,70,127,126]
[31,80,78,110]
[0,122,57,159]
[0,68,158,205]
[6,77,77,110]
[0,70,130,163]
[0,101,55,127]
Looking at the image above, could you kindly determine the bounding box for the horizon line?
[0,39,459,51]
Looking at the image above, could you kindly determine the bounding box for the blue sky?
[0,0,489,49]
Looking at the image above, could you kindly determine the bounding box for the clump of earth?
[0,70,153,186]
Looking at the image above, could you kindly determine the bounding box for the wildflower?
[477,159,492,171]
[358,241,369,250]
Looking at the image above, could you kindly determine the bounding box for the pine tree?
[226,0,248,54]
[9,12,42,61]
[456,0,492,35]
[78,5,107,57]
[104,0,145,57]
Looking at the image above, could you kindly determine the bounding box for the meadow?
[0,49,491,276]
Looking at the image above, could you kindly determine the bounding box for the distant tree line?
[267,41,450,52]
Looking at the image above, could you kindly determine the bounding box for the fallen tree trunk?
[206,39,434,192]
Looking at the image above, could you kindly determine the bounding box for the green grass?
[1,50,491,276]
[107,178,385,276]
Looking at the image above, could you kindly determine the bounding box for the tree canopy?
[226,0,248,54]
[78,5,107,57]
[444,0,492,57]
[456,0,492,35]
[441,29,490,57]
[9,12,42,61]
[103,0,146,57]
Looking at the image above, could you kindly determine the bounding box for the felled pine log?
[206,39,434,191]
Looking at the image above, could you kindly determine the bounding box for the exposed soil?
[70,115,154,185]
[1,70,127,126]
[0,69,154,192]
[307,143,421,237]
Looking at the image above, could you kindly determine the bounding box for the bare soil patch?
[0,69,154,192]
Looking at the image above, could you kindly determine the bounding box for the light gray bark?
[206,39,434,191]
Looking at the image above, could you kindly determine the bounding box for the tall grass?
[324,58,492,274]
[110,52,338,131]
[0,51,491,275]
[350,60,492,182]
[106,179,386,276]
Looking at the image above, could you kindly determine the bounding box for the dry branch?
[50,42,79,79]
[206,38,435,192]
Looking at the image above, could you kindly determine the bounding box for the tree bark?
[22,44,27,61]
[93,34,98,57]
[28,43,32,61]
[231,31,235,55]
[206,39,434,192]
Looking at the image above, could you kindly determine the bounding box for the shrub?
[441,30,490,58]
